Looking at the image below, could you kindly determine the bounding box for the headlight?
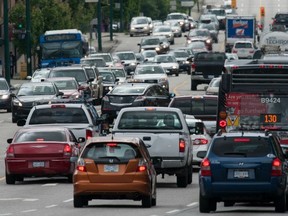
[162,45,167,48]
[206,39,211,44]
[159,78,168,82]
[144,26,148,29]
[187,40,191,44]
[108,86,113,91]
[141,48,145,52]
[185,61,189,64]
[130,62,136,66]
[172,66,177,69]
[179,21,184,25]
[169,33,172,37]
[1,94,9,99]
[175,29,179,32]
[131,27,135,30]
[13,99,22,107]
[155,47,160,51]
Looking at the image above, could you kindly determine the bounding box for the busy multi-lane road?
[1,0,288,215]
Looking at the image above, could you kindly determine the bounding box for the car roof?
[214,131,270,138]
[33,103,86,109]
[21,81,54,86]
[51,66,86,70]
[16,125,70,133]
[46,77,77,81]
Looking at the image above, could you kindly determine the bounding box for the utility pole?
[120,0,123,32]
[109,0,114,41]
[26,0,32,76]
[4,0,10,84]
[97,0,102,52]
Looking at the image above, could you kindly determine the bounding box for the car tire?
[275,192,286,213]
[176,73,179,77]
[6,172,15,185]
[177,170,188,188]
[142,194,152,208]
[152,196,156,206]
[67,174,73,183]
[130,34,133,37]
[15,176,24,182]
[7,107,12,112]
[188,164,193,184]
[224,201,235,207]
[199,191,213,213]
[191,80,197,91]
[73,196,85,208]
[12,114,17,123]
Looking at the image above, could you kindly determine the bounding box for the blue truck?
[225,15,256,52]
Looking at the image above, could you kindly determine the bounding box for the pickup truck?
[17,102,101,146]
[190,52,226,90]
[111,107,193,188]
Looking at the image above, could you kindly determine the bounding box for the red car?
[5,126,83,184]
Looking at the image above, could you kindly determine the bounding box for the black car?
[138,36,170,54]
[169,50,191,74]
[0,78,15,112]
[11,82,62,123]
[101,83,175,123]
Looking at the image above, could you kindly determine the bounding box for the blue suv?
[197,131,288,213]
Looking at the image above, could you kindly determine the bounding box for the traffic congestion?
[2,0,288,215]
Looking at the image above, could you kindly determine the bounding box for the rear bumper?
[199,176,285,200]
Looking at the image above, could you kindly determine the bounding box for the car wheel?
[142,194,152,208]
[130,34,133,37]
[6,172,15,185]
[187,164,193,184]
[176,73,179,77]
[177,170,188,188]
[275,192,286,213]
[15,176,24,182]
[67,174,73,183]
[199,191,213,213]
[7,107,12,112]
[191,80,197,91]
[12,115,17,123]
[73,195,85,208]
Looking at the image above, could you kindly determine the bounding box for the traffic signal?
[260,7,265,17]
[18,23,23,29]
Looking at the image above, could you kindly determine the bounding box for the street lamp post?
[3,0,10,84]
[109,0,114,41]
[97,0,102,52]
[26,0,32,76]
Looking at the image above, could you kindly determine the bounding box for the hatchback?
[72,137,157,208]
[198,131,288,213]
[5,126,82,184]
[232,41,255,59]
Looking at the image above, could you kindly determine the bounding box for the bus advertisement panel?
[39,29,88,68]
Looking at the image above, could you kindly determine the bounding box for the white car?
[152,25,174,45]
[152,54,179,76]
[27,68,51,82]
[205,77,220,95]
[232,41,255,59]
[185,117,212,168]
[89,53,115,67]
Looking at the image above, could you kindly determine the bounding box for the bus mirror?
[221,74,231,93]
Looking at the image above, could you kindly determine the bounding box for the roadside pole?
[4,0,10,84]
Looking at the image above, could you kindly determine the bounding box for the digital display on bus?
[44,34,77,41]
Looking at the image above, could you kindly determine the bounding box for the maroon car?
[5,126,83,184]
[184,29,213,51]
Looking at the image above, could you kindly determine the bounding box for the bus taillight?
[219,120,227,128]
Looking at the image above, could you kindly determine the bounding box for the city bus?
[216,56,288,142]
[39,29,89,68]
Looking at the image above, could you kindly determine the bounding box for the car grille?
[135,27,144,30]
[109,95,137,103]
[144,80,158,83]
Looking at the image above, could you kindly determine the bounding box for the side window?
[170,98,192,115]
[87,106,99,125]
[85,68,95,79]
[191,99,204,115]
[204,99,217,115]
[68,129,78,143]
[146,87,155,96]
[271,136,285,160]
[155,85,168,97]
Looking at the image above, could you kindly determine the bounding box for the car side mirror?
[10,85,16,91]
[78,137,86,143]
[137,43,140,46]
[197,151,207,159]
[58,92,64,97]
[11,93,16,97]
[26,76,32,80]
[88,78,94,83]
[169,93,176,98]
[7,138,13,144]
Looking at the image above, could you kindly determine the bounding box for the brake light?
[234,138,250,142]
[191,63,195,70]
[137,160,147,172]
[86,129,93,140]
[219,120,227,128]
[271,158,282,176]
[63,144,72,156]
[6,145,15,158]
[193,138,208,145]
[200,158,211,176]
[107,143,117,147]
[76,159,86,172]
[179,139,185,152]
[51,105,66,108]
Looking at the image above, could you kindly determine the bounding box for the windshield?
[167,14,184,20]
[32,70,50,79]
[141,38,160,46]
[188,42,206,49]
[0,80,9,90]
[53,80,77,90]
[15,131,67,142]
[99,72,115,83]
[189,30,209,37]
[112,86,145,94]
[110,69,126,78]
[116,53,136,60]
[80,58,106,67]
[132,18,148,25]
[42,41,82,59]
[135,66,165,74]
[210,10,226,16]
[154,27,171,33]
[49,69,87,82]
[143,51,157,58]
[154,55,176,63]
[173,52,189,58]
[17,84,55,96]
[90,54,112,62]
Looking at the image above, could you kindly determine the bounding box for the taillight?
[191,63,195,70]
[249,50,254,53]
[76,158,86,172]
[271,158,282,176]
[200,158,212,176]
[63,144,72,156]
[6,145,15,158]
[193,138,208,145]
[137,160,147,172]
[86,129,92,140]
[179,139,185,152]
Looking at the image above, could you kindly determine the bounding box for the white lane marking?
[45,205,58,208]
[0,214,12,216]
[63,199,73,203]
[23,198,38,202]
[0,198,22,201]
[42,183,57,186]
[21,209,37,213]
[186,202,198,207]
[166,209,180,214]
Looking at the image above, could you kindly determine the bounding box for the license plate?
[104,164,119,172]
[234,170,249,178]
[32,161,45,168]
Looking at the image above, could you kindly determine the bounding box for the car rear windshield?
[118,111,182,130]
[29,107,89,124]
[82,143,140,162]
[211,137,272,157]
[169,97,217,119]
[49,69,87,82]
[15,131,67,142]
[235,43,252,48]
